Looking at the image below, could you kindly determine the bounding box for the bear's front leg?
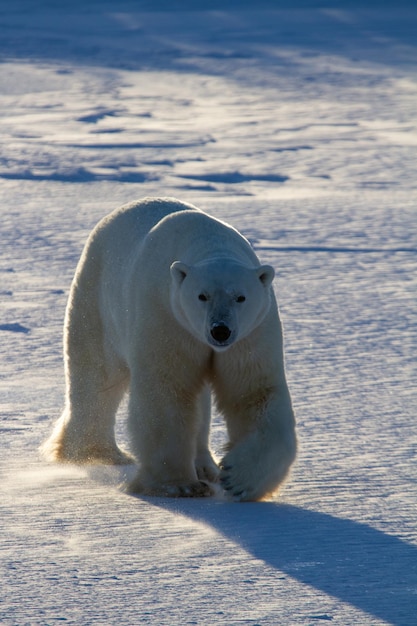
[219,390,296,502]
[126,378,214,498]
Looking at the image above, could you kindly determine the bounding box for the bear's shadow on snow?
[151,498,417,625]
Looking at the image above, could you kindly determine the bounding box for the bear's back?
[145,207,259,269]
[96,197,200,248]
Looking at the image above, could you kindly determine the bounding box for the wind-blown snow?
[1,1,416,624]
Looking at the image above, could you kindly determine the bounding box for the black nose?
[210,324,231,343]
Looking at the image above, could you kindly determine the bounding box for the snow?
[1,1,416,624]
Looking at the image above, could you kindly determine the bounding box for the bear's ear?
[170,261,189,286]
[257,264,275,288]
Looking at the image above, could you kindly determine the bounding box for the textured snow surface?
[1,1,416,624]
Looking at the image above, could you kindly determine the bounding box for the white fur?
[41,197,296,501]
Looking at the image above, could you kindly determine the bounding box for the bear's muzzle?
[210,323,232,344]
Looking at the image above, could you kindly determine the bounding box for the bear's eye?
[198,293,209,302]
[236,295,246,303]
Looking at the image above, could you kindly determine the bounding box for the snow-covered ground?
[1,1,416,624]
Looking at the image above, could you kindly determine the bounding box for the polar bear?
[42,197,296,501]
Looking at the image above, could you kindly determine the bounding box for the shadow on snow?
[149,498,417,626]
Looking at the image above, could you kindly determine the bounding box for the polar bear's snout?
[210,322,232,343]
[208,318,236,349]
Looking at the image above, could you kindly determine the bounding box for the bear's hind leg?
[195,385,219,483]
[41,372,133,465]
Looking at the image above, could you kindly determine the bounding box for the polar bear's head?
[170,259,275,351]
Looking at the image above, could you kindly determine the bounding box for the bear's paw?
[127,476,214,498]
